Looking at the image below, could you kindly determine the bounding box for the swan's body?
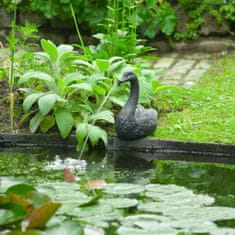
[115,71,158,140]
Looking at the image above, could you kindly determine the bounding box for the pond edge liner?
[0,133,235,158]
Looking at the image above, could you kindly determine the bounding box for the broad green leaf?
[38,94,57,115]
[23,93,44,113]
[0,204,27,226]
[41,39,58,61]
[92,84,106,96]
[26,202,61,229]
[57,44,73,58]
[95,59,110,73]
[45,221,83,235]
[70,83,92,92]
[55,108,73,139]
[109,96,125,107]
[99,198,138,209]
[40,116,56,133]
[8,194,33,213]
[73,60,95,72]
[88,125,107,146]
[29,112,44,133]
[7,184,36,197]
[103,183,145,195]
[64,73,83,84]
[7,230,42,235]
[18,72,55,84]
[90,110,114,124]
[76,123,88,144]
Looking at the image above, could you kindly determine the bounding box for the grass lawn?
[154,53,235,144]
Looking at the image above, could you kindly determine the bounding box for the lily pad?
[45,221,83,235]
[68,204,123,222]
[0,204,27,226]
[103,183,145,195]
[99,198,138,209]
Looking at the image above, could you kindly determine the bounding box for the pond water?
[1,147,235,234]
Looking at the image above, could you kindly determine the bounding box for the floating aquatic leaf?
[68,204,123,222]
[0,204,27,226]
[6,184,36,198]
[84,225,105,235]
[99,198,138,209]
[103,183,145,195]
[26,202,61,229]
[117,225,179,235]
[6,230,42,235]
[8,193,33,213]
[121,214,170,226]
[45,221,83,235]
[0,177,25,193]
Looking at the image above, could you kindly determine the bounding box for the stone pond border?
[0,133,235,163]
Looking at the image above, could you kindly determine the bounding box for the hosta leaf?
[57,44,73,58]
[91,110,114,124]
[29,112,44,133]
[23,93,44,113]
[18,72,55,85]
[88,125,107,146]
[73,60,95,72]
[92,84,106,96]
[95,59,110,73]
[55,108,73,139]
[76,123,88,144]
[26,202,61,229]
[41,39,58,61]
[40,116,56,133]
[38,94,57,115]
[70,83,92,92]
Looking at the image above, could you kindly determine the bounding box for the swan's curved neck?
[123,78,139,116]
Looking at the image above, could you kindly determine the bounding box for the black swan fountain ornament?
[115,71,158,140]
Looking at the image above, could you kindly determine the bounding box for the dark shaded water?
[1,147,235,208]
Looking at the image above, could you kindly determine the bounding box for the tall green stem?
[9,0,17,132]
[79,84,116,159]
[70,4,86,56]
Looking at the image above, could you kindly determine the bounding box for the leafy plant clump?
[17,39,160,150]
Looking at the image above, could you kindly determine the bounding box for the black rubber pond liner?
[0,133,235,163]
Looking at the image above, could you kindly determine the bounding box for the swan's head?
[118,71,137,85]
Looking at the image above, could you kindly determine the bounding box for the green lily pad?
[6,184,36,197]
[103,183,145,195]
[121,214,170,226]
[117,225,179,235]
[99,198,138,209]
[84,225,105,235]
[0,177,25,193]
[68,204,123,222]
[6,230,42,235]
[45,221,83,235]
[0,204,27,226]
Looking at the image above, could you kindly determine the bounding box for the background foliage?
[2,0,235,40]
